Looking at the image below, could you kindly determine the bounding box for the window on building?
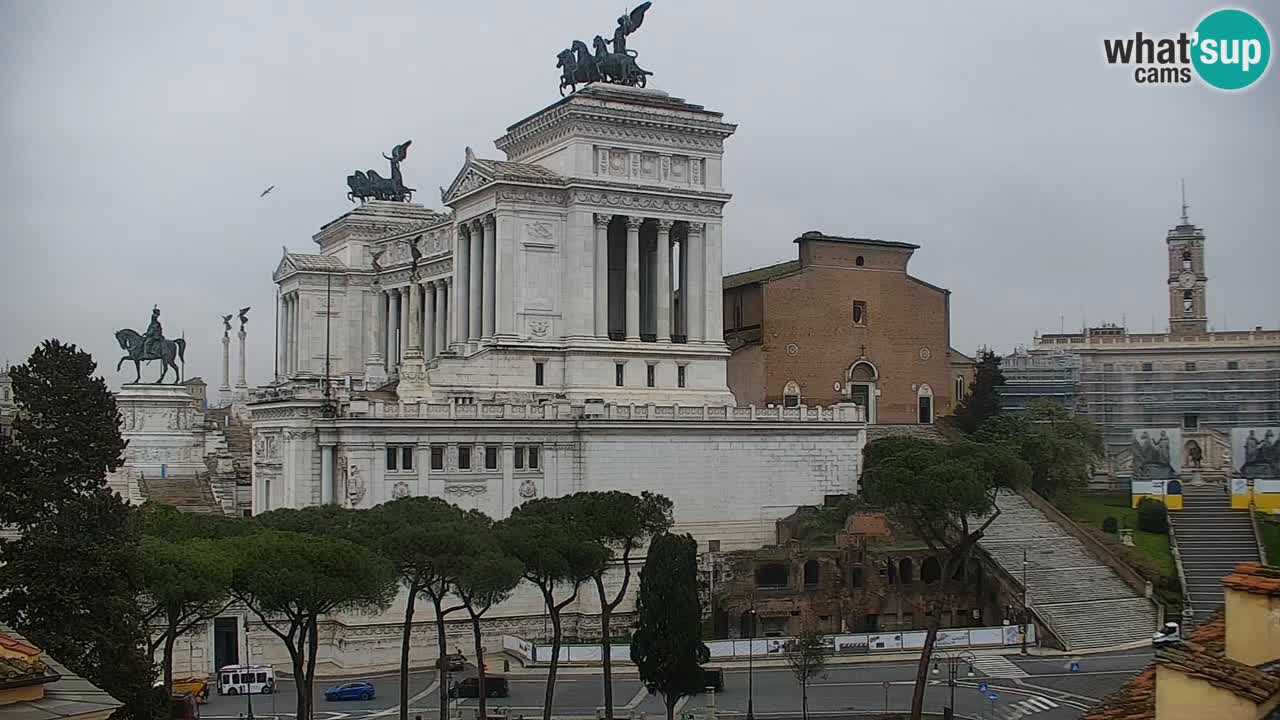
[852,301,867,325]
[455,396,475,405]
[1141,362,1153,372]
[850,567,864,588]
[783,381,801,408]
[615,362,625,387]
[954,375,965,402]
[1183,289,1194,314]
[1228,360,1240,370]
[646,364,656,388]
[677,365,686,388]
[708,540,721,553]
[535,361,545,387]
[457,445,472,471]
[921,557,942,584]
[755,564,789,589]
[430,445,444,471]
[803,560,820,587]
[527,445,540,469]
[514,445,540,470]
[732,292,744,329]
[1183,414,1199,430]
[899,558,914,584]
[385,446,414,472]
[1185,361,1196,371]
[855,255,865,267]
[484,445,499,471]
[1181,250,1192,270]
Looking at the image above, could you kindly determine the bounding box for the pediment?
[442,162,495,205]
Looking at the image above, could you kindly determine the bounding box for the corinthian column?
[455,225,471,349]
[423,280,436,360]
[407,281,422,352]
[625,216,643,341]
[685,223,705,343]
[594,214,610,338]
[482,215,496,339]
[655,219,673,343]
[236,327,247,387]
[468,219,483,342]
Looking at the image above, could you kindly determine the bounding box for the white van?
[217,665,275,695]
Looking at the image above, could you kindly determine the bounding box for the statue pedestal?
[395,351,432,402]
[113,384,207,488]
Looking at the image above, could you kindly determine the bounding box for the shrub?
[1136,498,1168,534]
[1102,516,1119,534]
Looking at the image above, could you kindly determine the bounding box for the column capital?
[457,222,471,238]
[594,213,613,228]
[625,216,645,230]
[656,219,675,232]
[482,214,496,231]
[686,222,705,238]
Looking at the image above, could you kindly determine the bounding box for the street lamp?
[746,607,757,720]
[931,648,975,719]
[1021,548,1030,655]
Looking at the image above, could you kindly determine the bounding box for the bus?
[216,665,275,696]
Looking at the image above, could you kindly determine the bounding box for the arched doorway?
[783,381,802,408]
[847,360,878,423]
[917,383,934,424]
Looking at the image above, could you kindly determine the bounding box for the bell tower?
[1167,183,1208,336]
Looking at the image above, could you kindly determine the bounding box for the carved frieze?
[391,481,410,499]
[444,483,487,496]
[570,189,723,217]
[496,188,568,206]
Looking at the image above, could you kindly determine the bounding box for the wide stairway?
[979,490,1159,650]
[1172,483,1260,622]
[139,473,221,514]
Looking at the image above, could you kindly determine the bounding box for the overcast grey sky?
[2,1,1276,388]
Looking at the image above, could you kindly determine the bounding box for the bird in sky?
[259,185,275,198]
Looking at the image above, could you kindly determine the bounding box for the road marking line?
[625,685,649,709]
[368,678,440,718]
[672,696,690,715]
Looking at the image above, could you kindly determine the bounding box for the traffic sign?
[977,681,989,693]
[988,693,998,702]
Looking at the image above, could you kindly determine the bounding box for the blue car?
[324,681,375,701]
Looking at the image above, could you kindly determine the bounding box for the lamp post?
[746,607,756,720]
[931,648,975,719]
[1021,548,1029,655]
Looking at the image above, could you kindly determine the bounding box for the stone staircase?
[1171,483,1260,621]
[138,473,222,514]
[979,490,1159,650]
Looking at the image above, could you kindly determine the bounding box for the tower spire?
[1180,178,1189,224]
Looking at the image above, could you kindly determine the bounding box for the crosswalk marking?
[968,654,1030,678]
[994,696,1059,720]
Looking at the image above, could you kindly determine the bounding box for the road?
[199,650,1151,720]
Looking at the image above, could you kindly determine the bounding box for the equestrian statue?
[347,140,415,203]
[558,2,653,95]
[115,306,187,384]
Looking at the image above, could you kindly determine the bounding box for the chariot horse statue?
[557,2,653,95]
[115,306,186,384]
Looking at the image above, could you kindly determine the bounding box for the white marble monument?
[229,84,868,675]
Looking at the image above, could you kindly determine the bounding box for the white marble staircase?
[979,490,1160,650]
[1171,483,1261,621]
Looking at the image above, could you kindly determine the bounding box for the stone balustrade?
[345,399,864,423]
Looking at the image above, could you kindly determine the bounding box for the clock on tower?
[1166,206,1207,336]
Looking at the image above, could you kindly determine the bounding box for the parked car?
[442,654,467,671]
[324,681,376,701]
[448,676,510,699]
